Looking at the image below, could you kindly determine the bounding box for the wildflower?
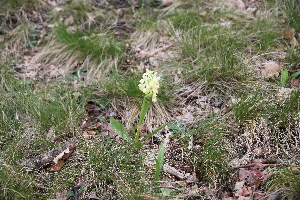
[138,69,160,102]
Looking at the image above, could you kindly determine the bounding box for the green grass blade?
[154,144,164,182]
[110,117,133,143]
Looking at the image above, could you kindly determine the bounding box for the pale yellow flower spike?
[138,69,160,102]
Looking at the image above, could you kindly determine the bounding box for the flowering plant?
[110,69,167,148]
[138,69,160,102]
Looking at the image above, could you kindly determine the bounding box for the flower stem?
[135,96,149,143]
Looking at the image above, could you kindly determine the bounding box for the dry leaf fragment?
[234,180,245,191]
[50,145,76,172]
[290,79,299,88]
[239,169,251,181]
[161,0,173,7]
[236,185,252,198]
[186,171,199,183]
[253,148,265,158]
[238,162,271,187]
[283,29,295,41]
[291,167,300,174]
[87,192,102,200]
[83,131,96,139]
[261,61,283,78]
[47,0,57,6]
[282,29,298,47]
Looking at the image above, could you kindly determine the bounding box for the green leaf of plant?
[281,69,289,86]
[78,185,86,195]
[290,71,300,79]
[138,101,150,129]
[66,190,74,196]
[168,123,177,130]
[160,188,171,196]
[154,144,164,182]
[177,120,184,125]
[110,117,133,143]
[140,123,167,143]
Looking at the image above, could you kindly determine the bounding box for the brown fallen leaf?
[50,145,76,172]
[283,29,295,41]
[290,79,299,88]
[238,161,271,187]
[282,29,298,47]
[236,185,252,198]
[292,167,300,174]
[261,61,283,79]
[234,180,245,191]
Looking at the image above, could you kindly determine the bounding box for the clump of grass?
[84,137,151,199]
[280,0,300,32]
[50,0,103,27]
[268,166,300,200]
[247,16,281,52]
[66,0,91,22]
[54,24,125,61]
[172,26,248,84]
[271,89,299,120]
[132,6,159,30]
[194,117,233,185]
[0,61,90,135]
[167,11,204,31]
[3,83,87,134]
[0,61,92,199]
[167,4,281,86]
[232,91,265,122]
[0,159,38,199]
[285,47,300,72]
[32,24,125,82]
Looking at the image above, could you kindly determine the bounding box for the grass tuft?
[280,0,300,32]
[54,24,125,61]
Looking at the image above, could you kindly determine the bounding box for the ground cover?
[0,0,299,199]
